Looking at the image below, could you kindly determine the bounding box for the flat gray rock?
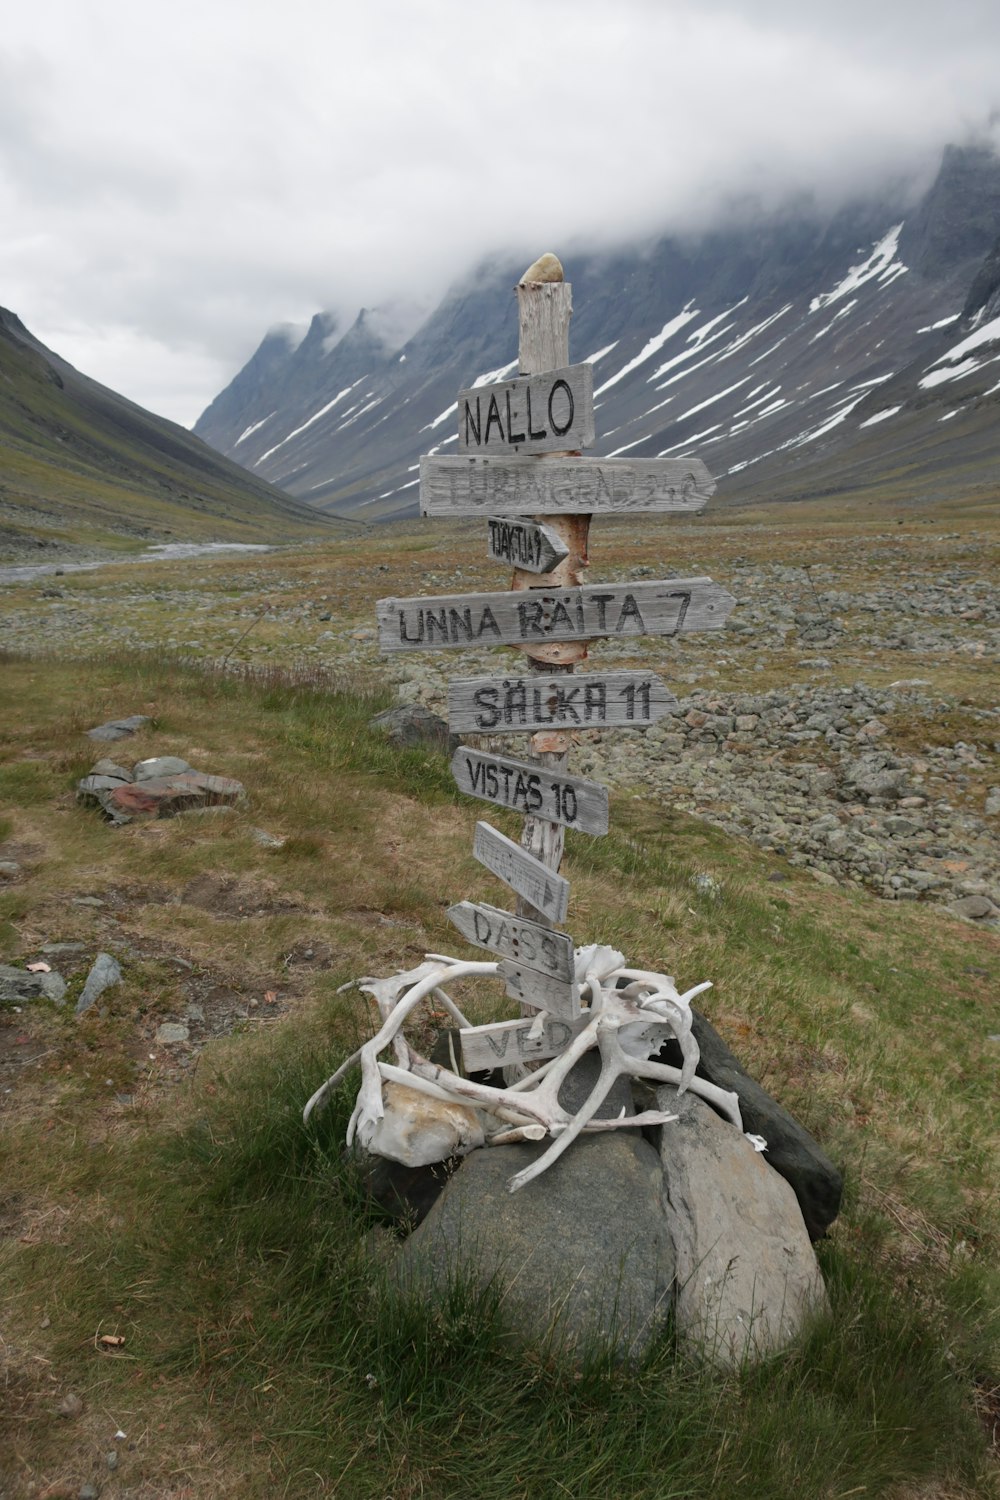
[393,1132,674,1362]
[657,1086,828,1368]
[133,756,192,781]
[0,964,66,1006]
[75,952,122,1014]
[86,715,150,742]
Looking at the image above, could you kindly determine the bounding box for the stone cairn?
[304,256,841,1365]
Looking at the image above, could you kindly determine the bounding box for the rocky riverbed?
[1,519,997,922]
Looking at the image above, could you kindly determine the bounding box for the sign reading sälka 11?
[376,251,733,1059]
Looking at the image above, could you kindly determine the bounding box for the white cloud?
[1,0,998,424]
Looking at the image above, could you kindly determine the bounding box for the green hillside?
[0,308,343,560]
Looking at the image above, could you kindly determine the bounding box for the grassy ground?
[1,495,998,1498]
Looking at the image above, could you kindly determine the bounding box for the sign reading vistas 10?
[373,258,732,1056]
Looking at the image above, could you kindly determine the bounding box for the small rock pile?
[77,755,245,825]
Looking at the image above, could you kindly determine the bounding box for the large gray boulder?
[654,1008,842,1240]
[658,1086,828,1369]
[392,1131,674,1363]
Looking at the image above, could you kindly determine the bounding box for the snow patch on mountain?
[810,225,906,313]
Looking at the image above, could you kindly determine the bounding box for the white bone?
[303,949,737,1188]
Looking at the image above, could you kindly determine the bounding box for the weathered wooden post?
[375,250,731,1044]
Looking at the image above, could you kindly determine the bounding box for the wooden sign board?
[460,1013,590,1072]
[447,900,576,982]
[449,671,676,735]
[376,578,733,652]
[451,747,609,834]
[420,454,715,517]
[499,960,580,1020]
[472,821,570,924]
[457,364,594,456]
[486,516,568,574]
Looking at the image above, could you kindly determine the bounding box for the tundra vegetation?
[0,492,998,1498]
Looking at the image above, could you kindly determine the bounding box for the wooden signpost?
[458,1012,590,1071]
[450,747,609,834]
[419,454,715,516]
[472,821,570,926]
[373,251,728,1052]
[448,672,676,735]
[486,516,569,573]
[447,900,576,981]
[457,364,595,455]
[376,578,733,652]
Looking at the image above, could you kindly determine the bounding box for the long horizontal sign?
[472,820,570,924]
[376,578,733,652]
[499,961,580,1020]
[486,516,568,574]
[449,672,676,735]
[451,746,609,834]
[457,364,594,456]
[447,900,576,982]
[460,1013,590,1072]
[420,454,715,517]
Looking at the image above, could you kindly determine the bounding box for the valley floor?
[0,493,998,1498]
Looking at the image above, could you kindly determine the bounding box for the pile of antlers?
[303,945,743,1193]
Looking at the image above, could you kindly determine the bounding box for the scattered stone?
[948,894,998,922]
[39,942,87,957]
[78,1484,100,1500]
[0,859,21,880]
[86,714,150,742]
[251,827,286,849]
[72,896,105,908]
[155,1022,189,1044]
[809,869,838,887]
[394,1132,674,1362]
[75,953,122,1015]
[0,964,67,1006]
[985,789,1000,816]
[658,1086,828,1368]
[106,1453,119,1472]
[369,704,458,754]
[57,1391,83,1418]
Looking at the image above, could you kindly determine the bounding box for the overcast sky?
[2,1,999,427]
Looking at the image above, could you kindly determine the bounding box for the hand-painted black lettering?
[547,377,574,436]
[550,599,573,631]
[464,396,482,447]
[667,590,693,633]
[584,683,607,720]
[399,609,424,644]
[506,389,525,445]
[476,605,502,640]
[424,606,449,643]
[525,385,547,441]
[485,392,505,444]
[517,599,546,637]
[448,607,474,641]
[616,594,645,633]
[473,686,501,729]
[589,593,614,631]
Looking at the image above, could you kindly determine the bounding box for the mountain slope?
[196,145,1000,521]
[0,309,341,560]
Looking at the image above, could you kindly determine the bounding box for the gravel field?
[2,516,997,922]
